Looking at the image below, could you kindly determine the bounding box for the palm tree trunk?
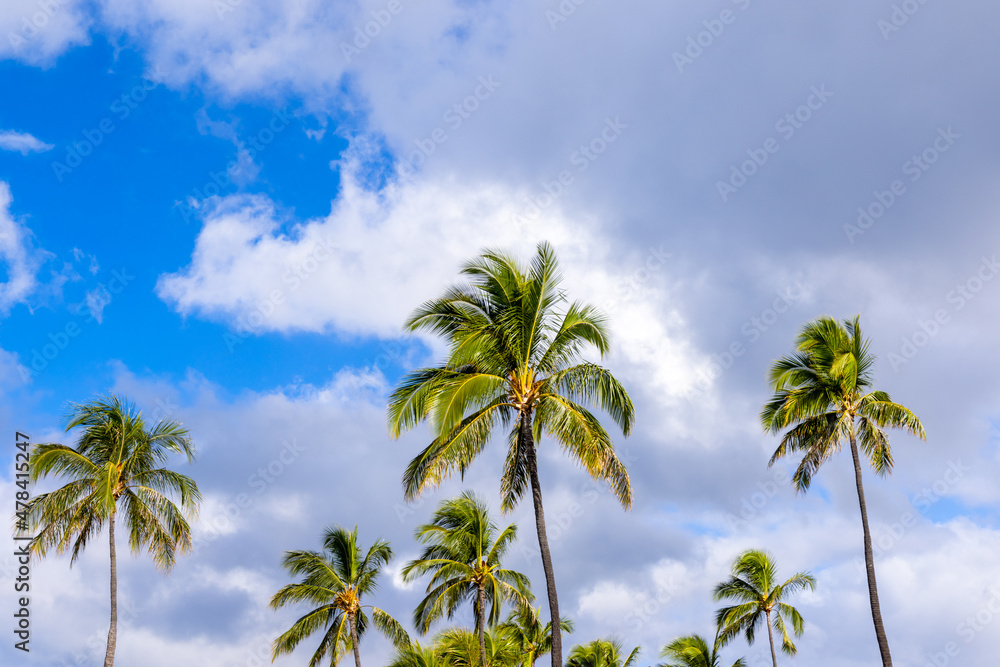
[104,509,117,667]
[765,609,778,667]
[349,611,362,667]
[522,412,562,667]
[848,433,893,666]
[477,584,488,667]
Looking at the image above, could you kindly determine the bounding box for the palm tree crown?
[499,605,574,667]
[659,634,746,667]
[713,550,815,667]
[22,394,201,667]
[270,526,410,667]
[388,241,635,667]
[403,491,533,666]
[566,639,640,667]
[760,315,924,667]
[761,315,925,491]
[433,626,522,667]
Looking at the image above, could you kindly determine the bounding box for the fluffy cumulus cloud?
[156,154,705,407]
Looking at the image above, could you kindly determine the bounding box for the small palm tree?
[389,242,636,667]
[269,526,410,667]
[659,634,746,667]
[434,626,522,667]
[499,605,574,667]
[386,642,444,667]
[402,491,533,666]
[761,316,924,667]
[566,639,640,667]
[20,395,201,667]
[713,550,815,667]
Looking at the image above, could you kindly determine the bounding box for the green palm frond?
[270,526,408,666]
[403,492,532,660]
[21,394,200,567]
[567,639,640,667]
[713,550,814,660]
[660,634,744,667]
[389,241,634,512]
[762,315,925,486]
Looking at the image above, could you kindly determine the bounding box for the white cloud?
[0,345,29,390]
[0,129,53,154]
[0,181,47,314]
[0,0,92,64]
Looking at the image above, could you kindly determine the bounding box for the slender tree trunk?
[477,584,488,667]
[522,412,562,667]
[849,433,893,667]
[349,611,362,667]
[765,609,778,667]
[104,509,117,667]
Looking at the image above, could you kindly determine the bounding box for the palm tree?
[659,634,746,667]
[388,242,636,667]
[713,550,815,667]
[386,641,444,667]
[402,491,533,666]
[269,526,410,667]
[433,626,522,667]
[498,605,574,667]
[566,639,640,667]
[761,315,924,667]
[19,395,201,667]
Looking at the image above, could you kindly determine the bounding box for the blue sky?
[2,1,1000,666]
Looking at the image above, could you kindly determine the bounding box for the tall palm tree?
[269,526,410,667]
[498,605,574,667]
[20,395,201,667]
[761,315,924,667]
[388,242,636,667]
[566,639,640,667]
[402,491,533,666]
[713,550,815,667]
[659,633,746,667]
